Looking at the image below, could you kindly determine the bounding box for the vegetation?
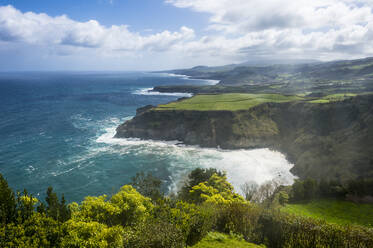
[289,178,373,202]
[1,170,373,247]
[155,92,371,111]
[309,93,357,103]
[156,93,303,111]
[280,178,373,228]
[282,199,373,227]
[192,232,265,248]
[163,57,373,95]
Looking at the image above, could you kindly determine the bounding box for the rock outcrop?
[116,95,373,180]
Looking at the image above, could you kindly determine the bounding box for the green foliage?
[278,191,289,206]
[127,201,185,248]
[291,179,305,201]
[189,173,245,204]
[127,216,184,248]
[181,202,216,246]
[192,232,265,248]
[216,202,262,243]
[130,171,163,201]
[303,178,318,199]
[45,187,71,222]
[2,170,373,248]
[61,220,125,248]
[179,168,224,201]
[124,199,216,247]
[282,199,373,227]
[346,178,373,197]
[290,178,373,203]
[290,178,318,202]
[70,185,153,226]
[257,211,373,248]
[16,189,39,222]
[309,93,357,103]
[0,213,60,248]
[0,173,16,224]
[157,93,303,111]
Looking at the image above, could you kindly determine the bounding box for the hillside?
[159,57,373,95]
[116,93,373,181]
[282,199,373,227]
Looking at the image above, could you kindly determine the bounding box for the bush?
[215,202,262,243]
[257,211,373,248]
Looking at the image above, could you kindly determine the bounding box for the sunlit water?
[0,72,295,202]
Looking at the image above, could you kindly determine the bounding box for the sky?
[1,0,373,70]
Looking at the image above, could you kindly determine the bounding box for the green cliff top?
[154,93,368,111]
[156,93,303,111]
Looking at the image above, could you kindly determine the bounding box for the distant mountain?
[239,58,320,66]
[161,57,373,95]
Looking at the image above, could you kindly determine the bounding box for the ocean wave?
[132,88,193,97]
[154,72,220,85]
[95,119,296,195]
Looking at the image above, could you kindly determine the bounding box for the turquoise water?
[0,72,295,202]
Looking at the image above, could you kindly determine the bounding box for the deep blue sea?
[0,72,295,203]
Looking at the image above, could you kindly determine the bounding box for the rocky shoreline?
[115,95,373,180]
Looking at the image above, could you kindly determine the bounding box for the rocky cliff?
[116,95,373,180]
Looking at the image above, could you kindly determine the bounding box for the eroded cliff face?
[115,95,373,180]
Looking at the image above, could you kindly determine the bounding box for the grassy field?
[192,232,265,248]
[309,93,357,103]
[156,93,303,111]
[282,199,373,228]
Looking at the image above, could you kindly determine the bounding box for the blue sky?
[1,0,373,70]
[0,0,207,33]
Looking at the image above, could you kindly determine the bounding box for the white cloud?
[0,5,195,52]
[1,2,373,70]
[166,0,373,32]
[164,0,373,62]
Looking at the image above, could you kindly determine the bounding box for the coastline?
[115,94,373,181]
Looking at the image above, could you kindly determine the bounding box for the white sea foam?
[202,79,220,85]
[133,87,193,97]
[96,118,296,195]
[161,73,220,85]
[160,73,190,79]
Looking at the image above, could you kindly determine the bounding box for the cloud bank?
[1,1,373,70]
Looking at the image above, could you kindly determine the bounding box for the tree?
[16,189,38,222]
[240,181,259,201]
[278,191,289,206]
[60,194,71,222]
[0,213,60,248]
[45,187,70,222]
[61,220,125,248]
[303,178,318,200]
[0,173,16,224]
[189,173,245,204]
[130,172,163,201]
[179,168,224,201]
[71,185,153,227]
[46,186,59,220]
[318,179,330,197]
[252,180,280,203]
[291,179,305,201]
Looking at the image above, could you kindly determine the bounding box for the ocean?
[0,71,295,202]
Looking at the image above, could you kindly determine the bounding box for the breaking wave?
[133,88,193,97]
[96,118,296,194]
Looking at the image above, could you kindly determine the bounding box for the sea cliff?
[115,94,373,180]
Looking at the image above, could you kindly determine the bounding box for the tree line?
[1,170,373,247]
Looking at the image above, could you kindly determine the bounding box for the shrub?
[216,202,262,243]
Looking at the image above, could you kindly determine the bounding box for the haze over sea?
[0,72,295,202]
